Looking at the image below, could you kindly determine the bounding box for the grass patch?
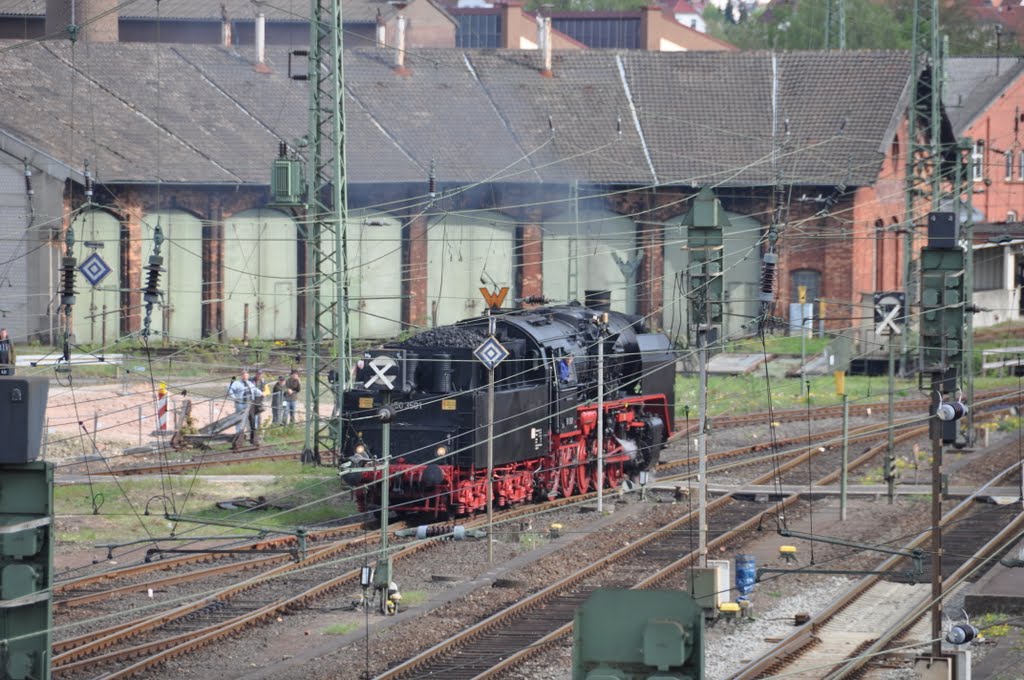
[323,622,359,635]
[55,473,358,546]
[399,590,427,607]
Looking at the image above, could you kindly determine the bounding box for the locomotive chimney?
[584,290,612,313]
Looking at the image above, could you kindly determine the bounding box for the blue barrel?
[735,554,756,600]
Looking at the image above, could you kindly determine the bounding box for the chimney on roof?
[376,9,386,47]
[394,14,408,75]
[254,9,271,73]
[221,3,233,47]
[45,0,119,42]
[540,17,552,77]
[640,5,661,51]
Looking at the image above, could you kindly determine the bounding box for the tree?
[706,0,1010,55]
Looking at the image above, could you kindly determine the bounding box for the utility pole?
[472,307,509,565]
[376,394,392,592]
[838,371,849,520]
[887,333,897,501]
[299,0,349,465]
[595,315,608,514]
[919,212,967,661]
[825,0,846,49]
[487,335,495,564]
[902,0,945,376]
[683,187,726,567]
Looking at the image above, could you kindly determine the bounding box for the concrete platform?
[964,536,1024,616]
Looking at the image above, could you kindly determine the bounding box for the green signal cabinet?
[684,188,727,341]
[919,247,965,374]
[1,462,53,680]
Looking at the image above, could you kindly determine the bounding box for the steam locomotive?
[341,302,676,518]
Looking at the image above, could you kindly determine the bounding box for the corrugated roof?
[945,56,1024,135]
[0,42,913,187]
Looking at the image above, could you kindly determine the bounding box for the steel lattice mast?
[901,0,944,370]
[302,0,349,464]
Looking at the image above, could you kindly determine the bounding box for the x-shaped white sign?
[875,303,902,335]
[365,355,397,389]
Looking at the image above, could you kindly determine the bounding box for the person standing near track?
[228,370,257,434]
[271,375,286,425]
[284,369,301,425]
[0,328,14,375]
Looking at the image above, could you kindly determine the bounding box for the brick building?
[946,56,1024,327]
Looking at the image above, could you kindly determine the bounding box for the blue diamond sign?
[474,335,509,371]
[80,252,112,287]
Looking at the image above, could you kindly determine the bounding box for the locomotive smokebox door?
[356,350,409,393]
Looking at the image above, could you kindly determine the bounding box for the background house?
[946,56,1024,327]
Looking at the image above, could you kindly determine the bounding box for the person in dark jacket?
[271,376,286,425]
[0,328,14,372]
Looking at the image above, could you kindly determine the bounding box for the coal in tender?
[400,326,488,349]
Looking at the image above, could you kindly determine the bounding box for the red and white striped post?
[157,382,168,431]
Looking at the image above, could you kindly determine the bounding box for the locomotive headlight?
[355,443,367,455]
[435,445,448,457]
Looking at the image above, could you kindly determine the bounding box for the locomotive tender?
[341,302,676,517]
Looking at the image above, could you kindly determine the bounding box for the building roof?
[944,56,1024,134]
[0,42,913,188]
[0,0,419,24]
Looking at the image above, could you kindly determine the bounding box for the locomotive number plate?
[441,399,457,411]
[358,397,374,408]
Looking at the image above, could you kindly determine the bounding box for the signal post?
[918,212,968,660]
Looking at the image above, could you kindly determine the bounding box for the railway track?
[47,391,1022,677]
[367,419,940,680]
[68,388,1020,477]
[732,457,1024,679]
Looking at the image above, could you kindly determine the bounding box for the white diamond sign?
[474,336,509,371]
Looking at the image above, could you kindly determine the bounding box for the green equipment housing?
[1,376,52,680]
[573,589,704,680]
[918,212,966,444]
[1,461,53,680]
[683,187,726,347]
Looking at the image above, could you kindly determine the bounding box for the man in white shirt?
[228,371,256,434]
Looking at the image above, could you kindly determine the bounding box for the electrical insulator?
[143,255,163,305]
[60,256,77,307]
[428,159,437,199]
[24,166,33,195]
[759,252,778,303]
[278,141,287,158]
[84,169,93,200]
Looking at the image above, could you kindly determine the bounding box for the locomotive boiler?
[341,302,676,517]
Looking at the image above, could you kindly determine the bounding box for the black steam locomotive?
[341,302,676,517]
